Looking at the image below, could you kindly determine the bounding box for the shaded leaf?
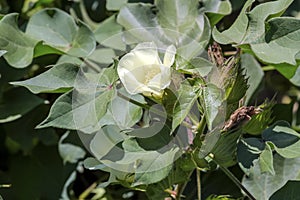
[3,104,58,152]
[237,138,265,169]
[4,144,76,200]
[262,121,299,148]
[0,87,45,123]
[270,181,300,200]
[211,129,243,167]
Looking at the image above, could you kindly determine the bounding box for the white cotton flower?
[117,42,176,98]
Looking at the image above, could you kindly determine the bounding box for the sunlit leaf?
[172,80,200,132]
[94,14,126,51]
[58,131,86,164]
[106,0,127,11]
[240,54,264,104]
[259,143,275,175]
[242,155,300,200]
[37,68,118,133]
[202,0,232,25]
[11,63,79,94]
[0,13,38,68]
[212,0,254,44]
[26,8,96,57]
[250,17,300,65]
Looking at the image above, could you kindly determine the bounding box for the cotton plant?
[3,0,300,199]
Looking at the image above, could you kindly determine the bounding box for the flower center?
[144,66,161,84]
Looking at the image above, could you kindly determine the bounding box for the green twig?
[209,154,256,200]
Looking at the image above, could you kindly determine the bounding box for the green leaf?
[240,54,264,104]
[0,87,45,123]
[37,67,118,133]
[26,8,96,57]
[225,65,248,105]
[244,0,294,43]
[172,80,200,132]
[211,129,243,167]
[5,144,77,200]
[272,103,293,124]
[200,83,225,130]
[202,0,232,25]
[262,121,299,148]
[212,0,254,44]
[106,0,127,11]
[270,181,300,200]
[156,0,198,31]
[94,14,126,51]
[237,138,265,169]
[11,63,79,94]
[259,143,275,175]
[122,139,179,186]
[3,104,58,152]
[198,127,221,159]
[117,1,211,60]
[250,17,300,65]
[90,125,127,160]
[290,66,300,86]
[243,102,273,135]
[0,13,38,68]
[242,155,300,200]
[98,88,144,129]
[274,140,300,159]
[87,48,116,65]
[58,131,86,164]
[176,57,213,76]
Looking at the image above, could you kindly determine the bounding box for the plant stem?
[197,115,206,135]
[196,169,201,200]
[262,65,275,71]
[175,170,194,200]
[79,182,97,199]
[209,154,256,200]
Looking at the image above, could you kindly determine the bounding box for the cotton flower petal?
[163,45,176,67]
[117,42,176,98]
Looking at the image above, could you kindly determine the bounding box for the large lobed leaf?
[213,0,300,86]
[36,67,118,133]
[242,155,300,200]
[0,14,38,68]
[26,8,96,58]
[117,0,213,61]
